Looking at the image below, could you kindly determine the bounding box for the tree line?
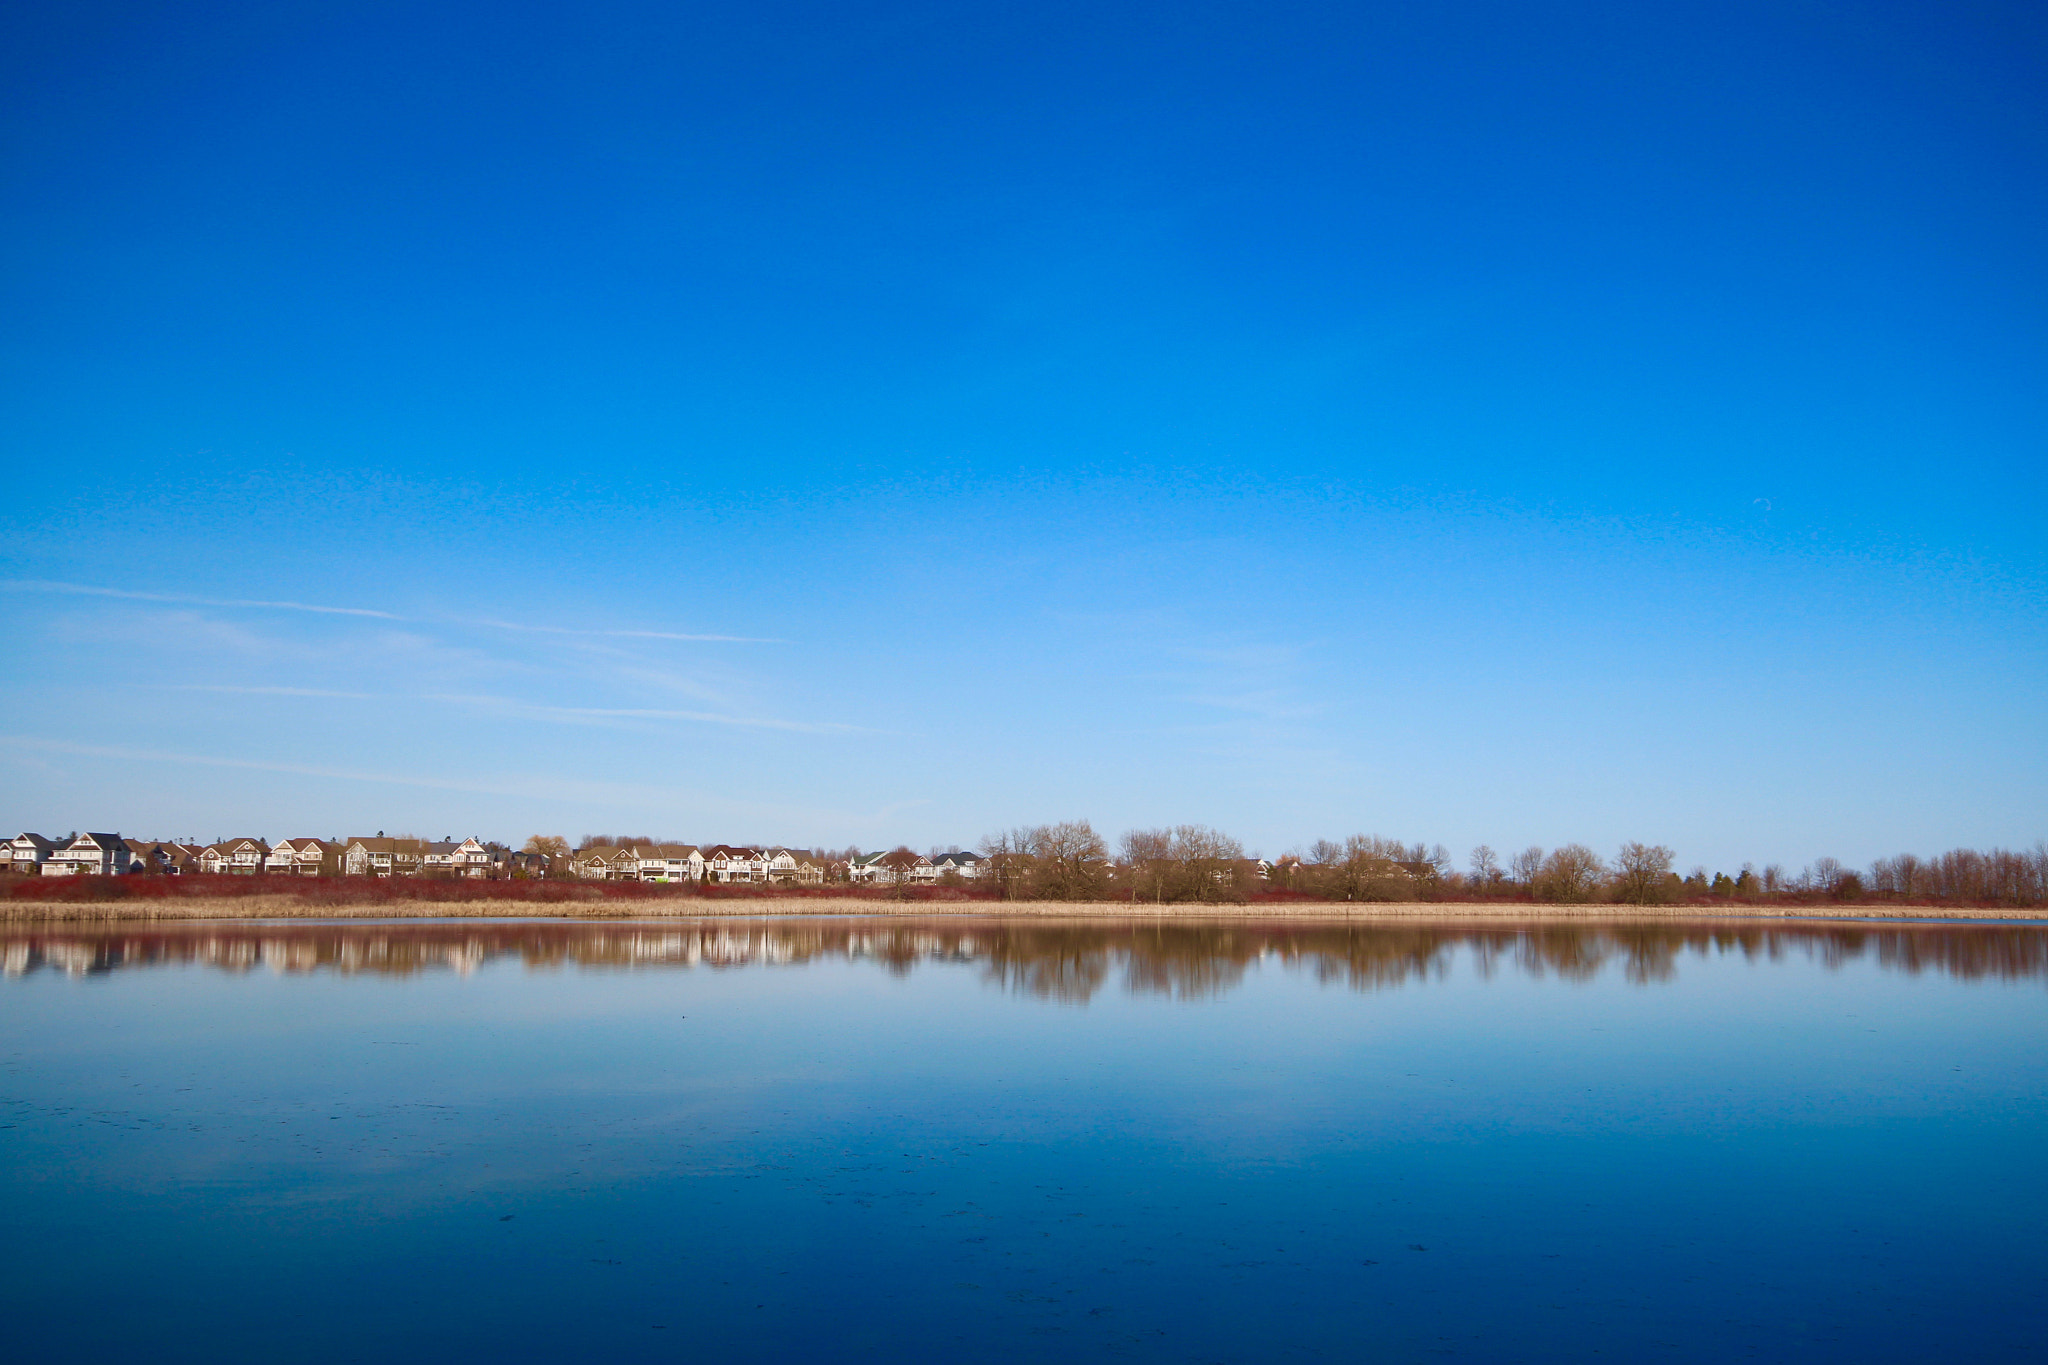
[976,823,2048,907]
[525,823,2048,906]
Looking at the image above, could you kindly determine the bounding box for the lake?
[2,916,2043,1362]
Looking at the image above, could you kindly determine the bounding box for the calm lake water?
[2,916,2043,1362]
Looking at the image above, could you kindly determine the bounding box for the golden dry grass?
[2,896,2038,922]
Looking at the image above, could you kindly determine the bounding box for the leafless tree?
[522,834,571,877]
[1536,844,1606,902]
[1612,842,1675,905]
[1468,845,1501,887]
[1017,820,1107,900]
[1120,829,1174,903]
[1509,846,1544,888]
[1169,825,1248,903]
[977,828,1036,901]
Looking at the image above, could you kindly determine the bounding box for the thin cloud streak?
[2,580,774,644]
[162,684,378,699]
[426,693,877,735]
[1,736,556,801]
[469,619,786,644]
[1,579,400,619]
[0,736,875,827]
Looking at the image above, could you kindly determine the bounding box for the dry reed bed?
[3,896,2040,923]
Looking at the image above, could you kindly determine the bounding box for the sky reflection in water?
[1,917,2042,1363]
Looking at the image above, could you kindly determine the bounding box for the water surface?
[2,916,2043,1362]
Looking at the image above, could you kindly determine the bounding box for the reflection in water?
[4,917,2043,996]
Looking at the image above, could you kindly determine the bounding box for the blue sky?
[2,0,2043,869]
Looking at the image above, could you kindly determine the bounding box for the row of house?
[6,831,996,884]
[570,844,825,883]
[847,850,985,884]
[569,845,992,884]
[4,832,535,878]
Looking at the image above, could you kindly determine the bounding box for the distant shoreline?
[2,897,2041,923]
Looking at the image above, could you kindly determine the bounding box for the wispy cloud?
[163,684,378,699]
[0,736,861,825]
[468,619,785,644]
[0,736,562,801]
[426,693,876,735]
[2,579,402,619]
[3,580,772,643]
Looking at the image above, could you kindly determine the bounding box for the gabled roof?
[8,833,55,851]
[932,851,983,867]
[204,838,270,855]
[345,837,423,855]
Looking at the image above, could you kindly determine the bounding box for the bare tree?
[977,828,1037,901]
[1509,846,1544,888]
[1029,820,1109,900]
[1612,842,1675,905]
[522,834,570,878]
[1468,845,1501,887]
[1170,825,1248,903]
[1119,828,1173,903]
[1536,844,1606,902]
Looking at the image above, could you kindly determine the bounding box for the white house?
[265,839,336,876]
[422,837,492,878]
[762,848,823,884]
[931,851,984,880]
[200,838,270,875]
[634,844,704,882]
[46,833,135,876]
[6,833,56,875]
[342,837,425,877]
[848,851,935,885]
[704,846,766,883]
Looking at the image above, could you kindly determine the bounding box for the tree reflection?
[2,917,2043,998]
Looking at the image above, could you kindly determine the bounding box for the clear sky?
[2,0,2043,870]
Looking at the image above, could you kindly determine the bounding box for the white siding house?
[46,833,134,876]
[6,833,56,875]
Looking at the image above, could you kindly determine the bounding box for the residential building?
[47,833,135,876]
[634,844,704,882]
[502,849,552,878]
[126,840,177,874]
[848,851,934,885]
[931,851,984,880]
[162,842,206,874]
[265,839,338,876]
[200,839,271,875]
[422,837,492,878]
[6,833,56,875]
[763,848,823,884]
[341,837,425,877]
[573,845,629,879]
[704,845,765,883]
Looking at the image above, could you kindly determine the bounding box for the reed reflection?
[3,918,2043,996]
